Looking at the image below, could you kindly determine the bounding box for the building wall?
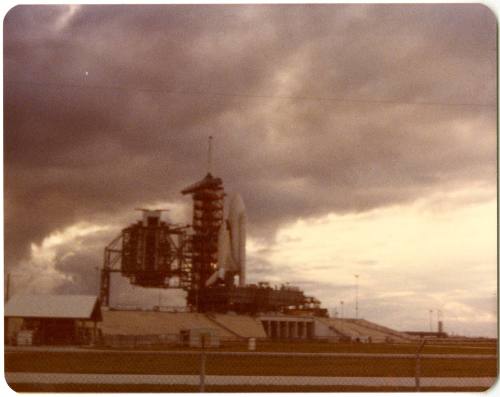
[4,317,23,344]
[5,317,98,346]
[313,317,334,338]
[257,314,315,339]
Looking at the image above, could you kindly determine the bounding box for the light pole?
[5,272,11,302]
[340,300,345,332]
[354,274,359,319]
[437,309,443,334]
[429,309,433,332]
[94,266,100,296]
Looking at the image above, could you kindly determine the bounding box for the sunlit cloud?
[246,190,496,336]
[10,223,110,295]
[53,4,81,32]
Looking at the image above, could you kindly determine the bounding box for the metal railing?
[87,337,495,392]
[195,349,496,391]
[5,340,497,392]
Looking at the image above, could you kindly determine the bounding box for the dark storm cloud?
[4,4,496,274]
[53,251,101,295]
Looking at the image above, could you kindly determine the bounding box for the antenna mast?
[207,136,213,174]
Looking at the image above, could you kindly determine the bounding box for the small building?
[404,331,448,339]
[4,294,102,346]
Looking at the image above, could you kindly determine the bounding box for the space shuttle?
[205,192,247,287]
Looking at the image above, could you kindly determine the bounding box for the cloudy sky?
[4,4,497,337]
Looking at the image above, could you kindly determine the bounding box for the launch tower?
[181,172,224,307]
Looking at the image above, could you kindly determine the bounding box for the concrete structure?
[256,314,415,342]
[316,318,416,343]
[97,310,414,344]
[208,313,267,338]
[100,309,266,340]
[4,295,102,345]
[258,315,316,339]
[0,296,411,346]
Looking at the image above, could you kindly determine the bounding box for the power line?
[4,79,496,109]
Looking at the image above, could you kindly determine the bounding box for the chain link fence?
[5,336,497,392]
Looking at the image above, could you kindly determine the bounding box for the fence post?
[415,339,426,391]
[200,334,207,393]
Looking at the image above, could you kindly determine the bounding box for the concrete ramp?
[208,313,267,338]
[326,318,414,343]
[353,319,416,342]
[101,311,234,338]
[100,310,266,340]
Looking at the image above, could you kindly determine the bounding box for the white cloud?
[246,189,496,337]
[8,202,190,301]
[10,222,110,296]
[53,4,81,32]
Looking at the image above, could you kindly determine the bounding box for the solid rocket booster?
[228,193,247,286]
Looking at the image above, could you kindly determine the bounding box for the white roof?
[4,294,100,320]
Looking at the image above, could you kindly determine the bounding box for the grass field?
[5,350,497,377]
[88,339,498,354]
[8,383,491,393]
[5,341,497,392]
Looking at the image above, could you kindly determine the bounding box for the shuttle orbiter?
[205,193,247,286]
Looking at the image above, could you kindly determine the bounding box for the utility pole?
[340,300,345,333]
[354,274,359,319]
[437,309,443,334]
[94,266,100,295]
[207,135,213,174]
[5,272,11,302]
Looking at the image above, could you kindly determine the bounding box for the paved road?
[5,372,496,388]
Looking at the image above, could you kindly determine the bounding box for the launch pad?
[99,140,326,315]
